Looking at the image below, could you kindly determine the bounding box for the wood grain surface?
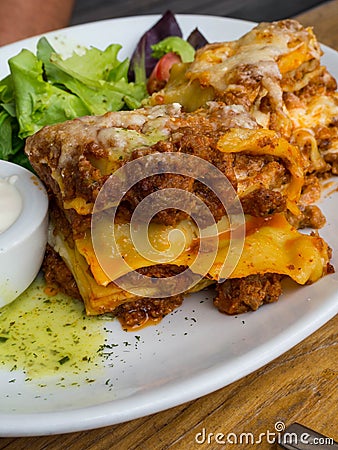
[295,0,338,48]
[1,2,338,449]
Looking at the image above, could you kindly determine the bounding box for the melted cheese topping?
[187,41,285,93]
[289,94,338,128]
[150,19,332,145]
[188,20,321,89]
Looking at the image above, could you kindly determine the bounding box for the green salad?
[0,38,148,169]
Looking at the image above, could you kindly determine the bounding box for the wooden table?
[1,2,338,449]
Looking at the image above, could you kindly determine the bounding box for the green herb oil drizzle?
[0,275,106,379]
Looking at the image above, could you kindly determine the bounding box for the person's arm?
[0,0,75,46]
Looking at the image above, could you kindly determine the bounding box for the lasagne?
[149,19,338,226]
[25,19,336,328]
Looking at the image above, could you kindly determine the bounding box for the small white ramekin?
[0,160,49,307]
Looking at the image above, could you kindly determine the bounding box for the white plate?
[0,14,337,437]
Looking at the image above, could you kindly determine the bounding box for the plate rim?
[0,13,337,437]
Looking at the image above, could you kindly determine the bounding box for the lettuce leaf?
[37,37,147,115]
[0,75,27,167]
[151,36,195,62]
[9,49,90,138]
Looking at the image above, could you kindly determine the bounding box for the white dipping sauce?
[0,175,22,234]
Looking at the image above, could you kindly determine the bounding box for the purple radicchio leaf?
[187,27,209,50]
[128,10,183,82]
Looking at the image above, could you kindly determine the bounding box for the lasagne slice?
[25,101,333,327]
